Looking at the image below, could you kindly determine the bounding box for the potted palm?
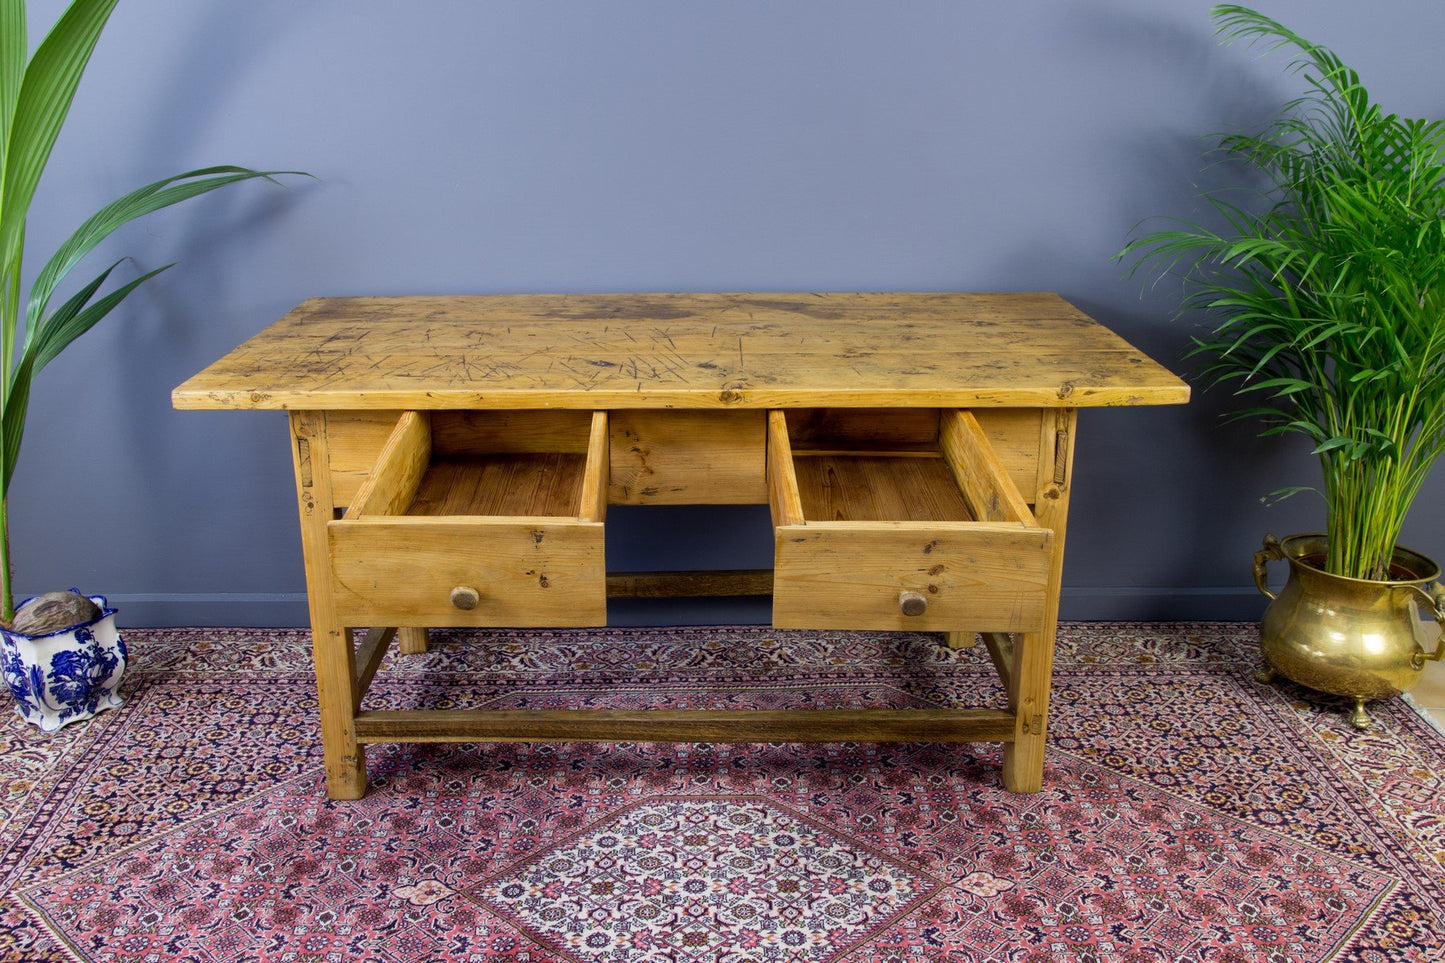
[0,0,297,730]
[1121,5,1445,727]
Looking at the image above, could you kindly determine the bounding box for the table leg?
[314,622,367,798]
[398,627,429,654]
[1002,408,1075,793]
[290,411,368,799]
[945,631,978,649]
[1002,630,1053,792]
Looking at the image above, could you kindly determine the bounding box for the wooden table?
[174,292,1188,799]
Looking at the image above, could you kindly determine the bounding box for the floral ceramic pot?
[0,594,126,731]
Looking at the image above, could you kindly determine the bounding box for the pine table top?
[172,292,1190,411]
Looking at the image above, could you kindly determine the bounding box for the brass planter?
[1253,533,1445,728]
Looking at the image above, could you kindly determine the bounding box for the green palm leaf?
[0,0,304,622]
[26,165,299,333]
[0,0,118,278]
[2,260,169,490]
[0,1,24,163]
[1121,5,1445,580]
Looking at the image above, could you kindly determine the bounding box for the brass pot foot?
[1254,663,1277,685]
[1349,697,1372,730]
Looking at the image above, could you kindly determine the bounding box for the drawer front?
[329,518,605,627]
[767,408,1053,633]
[773,521,1052,632]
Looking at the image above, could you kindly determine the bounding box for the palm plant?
[1,0,295,623]
[1121,4,1445,582]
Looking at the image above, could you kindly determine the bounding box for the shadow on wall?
[1041,5,1331,619]
[132,1,321,160]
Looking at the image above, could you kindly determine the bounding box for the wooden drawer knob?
[450,585,481,610]
[899,591,928,617]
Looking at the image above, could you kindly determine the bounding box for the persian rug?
[0,622,1441,963]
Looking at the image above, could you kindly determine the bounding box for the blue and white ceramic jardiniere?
[0,594,126,732]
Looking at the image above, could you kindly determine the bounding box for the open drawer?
[327,410,609,627]
[767,409,1053,632]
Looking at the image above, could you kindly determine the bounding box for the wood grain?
[939,409,1037,525]
[353,708,1017,744]
[772,521,1052,632]
[289,411,368,798]
[609,409,766,504]
[606,569,773,598]
[182,294,1188,799]
[785,407,941,451]
[970,409,1044,506]
[328,518,606,627]
[406,454,586,517]
[1003,408,1077,793]
[767,411,804,528]
[946,631,979,649]
[430,409,594,455]
[174,293,1190,411]
[579,411,609,523]
[346,411,430,518]
[353,626,396,705]
[792,454,974,523]
[981,631,1016,694]
[397,627,429,656]
[322,410,407,506]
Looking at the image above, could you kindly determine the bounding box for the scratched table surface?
[172,292,1190,411]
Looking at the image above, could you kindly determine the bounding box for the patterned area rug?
[0,623,1441,962]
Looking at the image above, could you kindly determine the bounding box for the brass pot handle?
[1406,581,1445,668]
[1253,534,1284,601]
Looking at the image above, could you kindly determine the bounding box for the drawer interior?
[792,454,975,522]
[771,408,1036,527]
[407,454,585,517]
[347,409,607,522]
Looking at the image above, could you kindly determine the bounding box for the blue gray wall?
[15,1,1445,625]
